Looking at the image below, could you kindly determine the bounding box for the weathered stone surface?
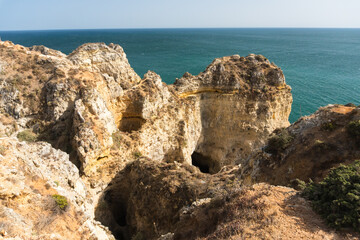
[0,40,141,171]
[95,159,351,240]
[0,40,292,179]
[174,54,292,172]
[73,87,118,173]
[2,40,355,240]
[30,45,67,58]
[242,104,360,185]
[0,137,114,240]
[68,42,141,90]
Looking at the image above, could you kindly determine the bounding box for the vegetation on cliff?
[264,128,293,155]
[302,160,360,231]
[17,129,38,142]
[0,40,359,239]
[347,120,360,139]
[52,194,68,210]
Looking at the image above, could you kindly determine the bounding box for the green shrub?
[345,103,357,107]
[302,160,360,231]
[17,130,38,142]
[347,120,360,138]
[133,151,142,159]
[52,194,68,210]
[321,122,336,131]
[265,129,294,155]
[289,178,307,191]
[313,139,335,151]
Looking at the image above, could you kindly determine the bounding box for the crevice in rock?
[119,117,145,133]
[69,151,82,170]
[95,187,132,240]
[96,155,108,161]
[191,152,220,174]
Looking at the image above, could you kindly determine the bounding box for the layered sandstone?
[174,54,292,172]
[0,40,292,181]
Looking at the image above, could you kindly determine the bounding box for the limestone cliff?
[242,104,360,186]
[174,54,292,172]
[0,40,292,181]
[1,40,358,240]
[0,137,113,239]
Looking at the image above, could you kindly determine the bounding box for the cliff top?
[1,41,356,240]
[174,54,289,94]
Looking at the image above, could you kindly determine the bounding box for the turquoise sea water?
[0,28,359,122]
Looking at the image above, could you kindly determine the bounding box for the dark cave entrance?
[119,117,145,133]
[113,204,127,227]
[95,190,131,240]
[191,152,211,173]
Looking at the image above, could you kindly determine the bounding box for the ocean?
[0,28,359,122]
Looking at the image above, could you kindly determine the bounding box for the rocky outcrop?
[242,104,360,185]
[174,54,292,172]
[68,43,140,90]
[0,137,113,239]
[95,159,352,240]
[2,40,356,240]
[0,40,292,180]
[0,41,140,172]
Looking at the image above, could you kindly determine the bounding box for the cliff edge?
[0,40,358,240]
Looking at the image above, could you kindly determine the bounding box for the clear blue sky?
[0,0,359,30]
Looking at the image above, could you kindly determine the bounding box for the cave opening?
[113,204,127,227]
[191,152,211,173]
[95,190,131,240]
[119,117,145,133]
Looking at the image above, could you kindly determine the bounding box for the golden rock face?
[1,41,357,240]
[0,41,292,178]
[246,105,360,186]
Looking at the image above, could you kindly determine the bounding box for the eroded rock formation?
[242,104,360,185]
[0,40,292,180]
[95,159,351,240]
[0,40,358,240]
[174,54,292,172]
[0,137,113,239]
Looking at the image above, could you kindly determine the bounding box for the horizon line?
[1,26,360,32]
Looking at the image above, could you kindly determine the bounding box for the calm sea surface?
[0,28,359,122]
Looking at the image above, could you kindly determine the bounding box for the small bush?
[302,160,360,231]
[17,130,38,142]
[289,178,307,191]
[321,122,336,131]
[313,139,335,151]
[347,120,360,138]
[345,103,356,107]
[52,194,68,210]
[265,129,294,155]
[133,151,142,159]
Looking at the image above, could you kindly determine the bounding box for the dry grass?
[185,184,355,240]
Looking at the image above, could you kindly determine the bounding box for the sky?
[0,0,359,31]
